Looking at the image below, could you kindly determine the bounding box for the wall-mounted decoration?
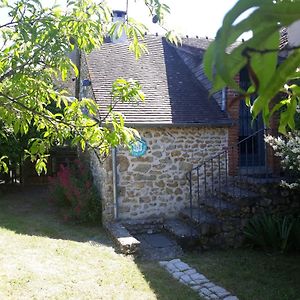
[130,139,147,157]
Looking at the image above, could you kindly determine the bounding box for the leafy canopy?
[204,0,300,134]
[0,0,174,174]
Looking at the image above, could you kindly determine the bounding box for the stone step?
[179,208,221,236]
[135,232,183,261]
[104,222,140,254]
[219,186,260,205]
[164,218,200,249]
[202,196,240,217]
[180,208,218,224]
[238,175,281,185]
[234,175,282,193]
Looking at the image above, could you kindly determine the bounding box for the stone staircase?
[176,128,293,248]
[105,172,298,257]
[163,175,285,249]
[163,218,201,249]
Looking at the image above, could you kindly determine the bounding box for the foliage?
[291,217,300,250]
[265,131,300,188]
[49,159,101,224]
[0,122,43,178]
[204,0,300,134]
[244,213,300,252]
[0,0,175,174]
[0,156,8,173]
[0,130,22,171]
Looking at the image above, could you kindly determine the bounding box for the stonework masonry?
[90,150,114,221]
[90,126,228,221]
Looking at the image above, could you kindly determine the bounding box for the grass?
[185,249,300,300]
[0,186,199,300]
[1,186,299,300]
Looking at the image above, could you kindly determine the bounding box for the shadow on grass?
[134,248,300,300]
[134,258,202,300]
[0,185,110,245]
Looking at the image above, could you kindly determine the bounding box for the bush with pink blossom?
[49,159,101,224]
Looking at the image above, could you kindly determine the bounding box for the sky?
[106,0,240,38]
[0,0,241,39]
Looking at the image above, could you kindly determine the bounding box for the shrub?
[291,217,300,251]
[49,159,101,224]
[265,131,300,189]
[244,214,299,253]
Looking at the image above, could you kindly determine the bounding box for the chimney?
[111,10,127,43]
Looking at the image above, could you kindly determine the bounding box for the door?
[239,70,265,169]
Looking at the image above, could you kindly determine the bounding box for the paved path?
[136,233,183,260]
[159,259,239,300]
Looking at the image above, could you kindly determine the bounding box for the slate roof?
[85,36,231,127]
[175,39,223,108]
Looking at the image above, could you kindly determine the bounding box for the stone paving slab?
[136,233,183,260]
[141,233,177,248]
[104,222,140,254]
[164,219,200,238]
[159,258,239,300]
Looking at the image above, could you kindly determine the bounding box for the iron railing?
[186,128,275,220]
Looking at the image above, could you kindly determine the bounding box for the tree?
[204,0,300,134]
[0,0,174,174]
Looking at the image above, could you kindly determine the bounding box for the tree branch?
[242,45,300,58]
[0,92,105,132]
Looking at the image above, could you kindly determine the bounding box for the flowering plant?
[265,131,300,189]
[49,159,101,224]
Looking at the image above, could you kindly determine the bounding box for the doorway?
[239,69,266,171]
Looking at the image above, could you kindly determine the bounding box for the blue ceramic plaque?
[130,139,147,157]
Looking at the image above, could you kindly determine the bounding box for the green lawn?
[185,249,300,300]
[1,186,299,300]
[0,186,199,300]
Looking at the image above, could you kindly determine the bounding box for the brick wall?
[226,74,282,176]
[226,75,240,175]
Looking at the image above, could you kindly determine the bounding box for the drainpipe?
[75,47,81,100]
[221,87,227,112]
[112,147,119,220]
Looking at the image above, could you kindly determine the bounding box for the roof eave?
[124,121,233,128]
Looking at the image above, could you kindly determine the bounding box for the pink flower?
[75,204,81,215]
[85,180,92,189]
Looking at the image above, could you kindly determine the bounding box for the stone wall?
[89,151,114,220]
[53,50,78,97]
[80,54,95,100]
[90,126,228,221]
[197,179,300,249]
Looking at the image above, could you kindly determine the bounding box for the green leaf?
[80,139,86,151]
[204,0,300,133]
[252,49,300,121]
[0,156,8,173]
[35,157,47,175]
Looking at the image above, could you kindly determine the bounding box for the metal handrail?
[237,128,265,146]
[186,128,271,220]
[187,128,266,176]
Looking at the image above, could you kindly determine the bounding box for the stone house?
[82,35,234,222]
[76,14,300,227]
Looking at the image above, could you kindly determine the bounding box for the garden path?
[160,259,239,300]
